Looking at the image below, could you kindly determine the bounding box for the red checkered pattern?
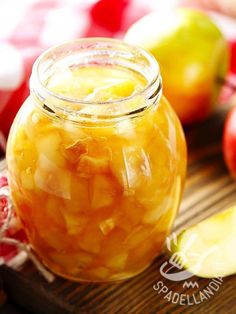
[0,175,27,265]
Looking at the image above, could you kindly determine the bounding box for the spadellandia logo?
[153,232,223,306]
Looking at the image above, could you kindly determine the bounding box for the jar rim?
[30,38,162,120]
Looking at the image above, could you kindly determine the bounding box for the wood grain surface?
[0,107,236,314]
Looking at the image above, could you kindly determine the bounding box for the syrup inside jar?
[6,39,186,282]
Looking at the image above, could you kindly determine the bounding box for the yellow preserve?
[47,65,147,101]
[6,39,187,282]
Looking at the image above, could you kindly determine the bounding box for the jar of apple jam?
[6,38,186,282]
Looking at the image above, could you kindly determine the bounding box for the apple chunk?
[90,175,116,210]
[172,206,236,278]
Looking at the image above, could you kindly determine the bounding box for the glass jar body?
[6,94,186,282]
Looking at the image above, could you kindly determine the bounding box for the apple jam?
[6,39,187,282]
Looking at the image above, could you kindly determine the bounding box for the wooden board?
[1,106,236,314]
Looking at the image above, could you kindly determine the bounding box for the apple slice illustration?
[171,206,236,278]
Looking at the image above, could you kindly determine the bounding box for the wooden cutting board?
[1,106,236,314]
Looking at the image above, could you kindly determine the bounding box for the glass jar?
[6,38,186,282]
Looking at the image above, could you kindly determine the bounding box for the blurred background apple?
[125,8,229,124]
[223,96,236,178]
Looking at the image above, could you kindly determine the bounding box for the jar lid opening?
[30,38,162,121]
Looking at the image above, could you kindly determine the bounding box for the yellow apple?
[125,8,229,124]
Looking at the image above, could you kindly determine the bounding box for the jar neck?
[30,38,162,123]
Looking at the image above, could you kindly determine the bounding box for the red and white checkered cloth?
[0,0,236,155]
[0,175,28,266]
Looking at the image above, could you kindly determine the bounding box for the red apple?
[223,99,236,177]
[229,40,236,74]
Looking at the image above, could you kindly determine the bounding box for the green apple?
[171,206,236,278]
[125,8,229,124]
